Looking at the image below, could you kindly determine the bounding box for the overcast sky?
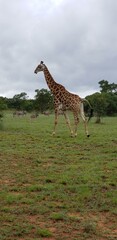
[0,0,117,99]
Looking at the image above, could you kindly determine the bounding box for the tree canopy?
[86,80,117,122]
[34,88,54,113]
[99,80,117,94]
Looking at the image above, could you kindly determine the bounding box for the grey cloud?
[0,0,117,98]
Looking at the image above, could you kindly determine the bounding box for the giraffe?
[34,61,93,137]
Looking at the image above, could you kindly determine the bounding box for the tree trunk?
[95,115,101,123]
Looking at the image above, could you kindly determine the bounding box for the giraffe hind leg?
[63,111,74,137]
[80,103,90,137]
[73,112,79,137]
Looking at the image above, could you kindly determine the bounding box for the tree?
[34,89,54,112]
[0,97,7,111]
[12,92,28,110]
[98,80,117,116]
[23,99,35,112]
[86,93,108,123]
[0,97,7,128]
[99,80,117,94]
[105,93,117,115]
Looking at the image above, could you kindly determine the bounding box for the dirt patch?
[41,238,55,240]
[96,212,117,238]
[28,215,38,224]
[68,211,117,238]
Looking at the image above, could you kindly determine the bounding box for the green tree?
[105,93,117,115]
[98,80,117,116]
[34,89,54,112]
[0,97,7,111]
[12,92,28,110]
[0,97,7,128]
[99,80,117,94]
[86,93,108,123]
[23,99,35,112]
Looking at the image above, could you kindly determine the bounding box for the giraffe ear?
[40,61,44,64]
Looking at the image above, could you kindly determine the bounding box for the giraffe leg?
[73,112,79,137]
[63,111,74,136]
[52,109,58,136]
[80,103,90,137]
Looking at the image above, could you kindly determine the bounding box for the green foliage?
[13,92,28,100]
[0,113,3,130]
[51,212,66,221]
[99,80,117,94]
[12,92,28,110]
[87,92,108,116]
[86,80,117,122]
[0,97,7,110]
[34,88,54,112]
[0,112,3,119]
[5,193,22,204]
[36,228,52,237]
[106,93,117,115]
[0,97,6,129]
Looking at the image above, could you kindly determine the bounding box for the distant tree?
[105,93,117,115]
[99,80,117,94]
[24,99,35,112]
[0,97,7,128]
[109,83,117,94]
[86,93,108,123]
[0,97,7,111]
[86,80,117,122]
[12,92,28,110]
[98,80,117,116]
[34,88,54,112]
[13,92,28,100]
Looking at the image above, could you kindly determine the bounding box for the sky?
[0,0,117,99]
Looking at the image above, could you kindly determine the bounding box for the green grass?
[0,112,117,239]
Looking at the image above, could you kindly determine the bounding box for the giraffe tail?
[82,98,93,122]
[88,107,94,122]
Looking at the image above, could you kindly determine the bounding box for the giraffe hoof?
[87,134,90,137]
[70,131,74,137]
[52,132,55,136]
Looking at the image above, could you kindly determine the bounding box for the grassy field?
[0,112,117,240]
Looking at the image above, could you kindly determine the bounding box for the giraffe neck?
[43,66,58,93]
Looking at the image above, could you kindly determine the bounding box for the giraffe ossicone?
[34,61,93,137]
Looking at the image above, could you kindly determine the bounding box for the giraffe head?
[34,61,45,74]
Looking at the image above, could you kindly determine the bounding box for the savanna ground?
[0,112,117,240]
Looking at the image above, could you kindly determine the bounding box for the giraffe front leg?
[52,110,58,136]
[73,113,79,137]
[63,111,74,137]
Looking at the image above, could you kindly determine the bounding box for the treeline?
[0,80,117,120]
[0,89,54,113]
